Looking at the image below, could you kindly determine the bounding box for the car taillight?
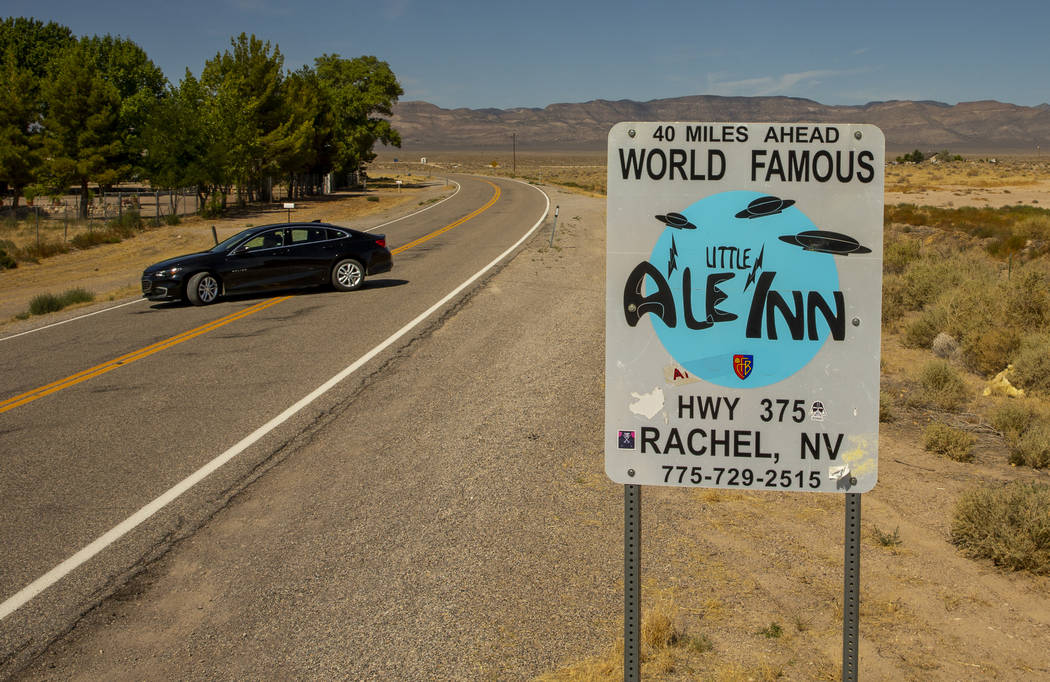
[375,238,386,248]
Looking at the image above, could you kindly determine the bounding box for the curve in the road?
[0,178,549,626]
[0,181,499,416]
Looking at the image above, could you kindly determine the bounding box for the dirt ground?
[4,163,1050,680]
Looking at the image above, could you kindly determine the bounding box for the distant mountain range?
[388,96,1050,154]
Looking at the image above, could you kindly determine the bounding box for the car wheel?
[186,272,220,305]
[332,258,364,291]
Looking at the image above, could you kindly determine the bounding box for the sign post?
[605,122,884,678]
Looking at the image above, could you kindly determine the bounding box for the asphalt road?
[0,174,551,677]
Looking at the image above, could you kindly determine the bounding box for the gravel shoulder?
[11,184,1050,680]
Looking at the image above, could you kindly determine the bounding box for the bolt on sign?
[605,122,884,492]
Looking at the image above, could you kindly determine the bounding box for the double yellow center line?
[1,180,501,415]
[0,297,291,414]
[391,182,500,255]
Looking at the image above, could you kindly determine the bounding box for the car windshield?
[211,228,257,253]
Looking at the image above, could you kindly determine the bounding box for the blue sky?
[6,0,1048,110]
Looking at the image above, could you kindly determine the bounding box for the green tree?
[41,38,126,219]
[144,72,212,199]
[201,33,310,203]
[0,17,74,79]
[0,18,75,206]
[314,54,403,176]
[0,48,40,207]
[80,35,167,180]
[281,65,331,196]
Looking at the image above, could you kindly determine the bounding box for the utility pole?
[512,133,516,175]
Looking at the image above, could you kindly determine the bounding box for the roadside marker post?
[605,122,883,680]
[549,205,559,247]
[624,483,641,681]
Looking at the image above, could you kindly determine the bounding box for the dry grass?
[886,158,1049,192]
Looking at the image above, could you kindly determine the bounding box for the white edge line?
[0,299,146,343]
[0,178,550,622]
[0,180,461,344]
[362,179,461,232]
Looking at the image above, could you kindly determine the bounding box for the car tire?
[332,258,364,291]
[186,272,220,305]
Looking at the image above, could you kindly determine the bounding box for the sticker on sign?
[605,122,884,492]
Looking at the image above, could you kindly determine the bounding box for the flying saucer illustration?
[778,230,872,255]
[734,195,795,219]
[655,212,696,229]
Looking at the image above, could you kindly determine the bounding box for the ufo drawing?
[778,230,872,255]
[734,195,795,219]
[655,212,696,229]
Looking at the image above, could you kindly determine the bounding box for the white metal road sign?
[605,122,884,492]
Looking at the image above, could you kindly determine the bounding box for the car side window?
[242,230,285,251]
[288,228,311,244]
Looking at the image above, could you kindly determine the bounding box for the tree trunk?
[80,180,90,220]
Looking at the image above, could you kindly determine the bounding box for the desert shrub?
[911,360,970,411]
[1010,424,1050,468]
[881,273,907,323]
[987,215,1050,258]
[58,287,93,306]
[163,213,181,225]
[28,293,63,315]
[926,272,1027,375]
[962,326,1022,377]
[989,400,1050,468]
[1003,270,1050,330]
[885,202,925,227]
[1009,335,1050,394]
[109,210,142,231]
[17,239,73,260]
[872,525,902,547]
[0,247,15,270]
[899,259,960,310]
[884,204,1050,254]
[1011,215,1050,257]
[987,232,1029,257]
[642,605,680,651]
[879,391,895,423]
[950,481,1050,574]
[26,288,94,316]
[991,401,1039,441]
[902,309,944,348]
[923,422,975,461]
[884,237,922,274]
[71,229,122,248]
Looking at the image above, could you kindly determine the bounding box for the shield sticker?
[733,354,753,380]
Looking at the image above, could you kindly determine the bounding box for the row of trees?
[0,17,403,218]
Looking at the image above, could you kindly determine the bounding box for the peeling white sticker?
[829,465,851,480]
[629,387,665,420]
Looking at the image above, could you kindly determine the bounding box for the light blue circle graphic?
[647,190,841,388]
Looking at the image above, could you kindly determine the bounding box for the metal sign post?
[843,492,862,681]
[605,122,884,680]
[624,483,641,681]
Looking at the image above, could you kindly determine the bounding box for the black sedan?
[141,222,392,305]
